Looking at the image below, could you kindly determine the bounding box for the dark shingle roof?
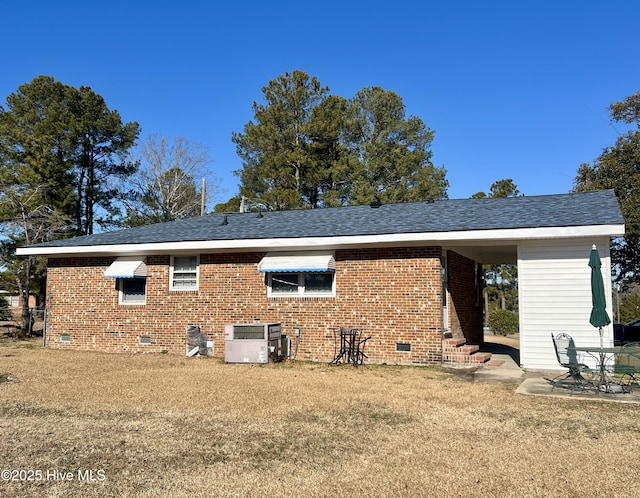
[27,190,624,249]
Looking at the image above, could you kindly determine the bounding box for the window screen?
[305,273,333,292]
[271,273,299,293]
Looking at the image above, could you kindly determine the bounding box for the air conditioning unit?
[224,323,282,363]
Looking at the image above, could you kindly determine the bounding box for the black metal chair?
[354,333,371,366]
[550,333,595,392]
[615,342,640,388]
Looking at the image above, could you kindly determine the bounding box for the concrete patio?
[474,333,640,403]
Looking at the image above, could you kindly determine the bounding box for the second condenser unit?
[224,323,283,363]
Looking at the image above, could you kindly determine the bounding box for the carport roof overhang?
[16,224,625,265]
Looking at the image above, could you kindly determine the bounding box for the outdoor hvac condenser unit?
[224,323,282,363]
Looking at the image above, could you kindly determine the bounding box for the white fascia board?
[16,223,625,257]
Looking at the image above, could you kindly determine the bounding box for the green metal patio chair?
[550,333,595,392]
[615,342,640,389]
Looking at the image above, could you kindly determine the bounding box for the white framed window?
[1,295,19,307]
[170,255,199,291]
[119,278,146,305]
[268,272,335,297]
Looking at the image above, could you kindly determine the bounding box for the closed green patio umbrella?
[589,245,611,348]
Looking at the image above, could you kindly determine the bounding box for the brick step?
[446,344,479,354]
[443,337,467,348]
[442,337,491,366]
[443,351,492,365]
[468,352,492,364]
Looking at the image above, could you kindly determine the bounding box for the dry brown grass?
[1,337,640,497]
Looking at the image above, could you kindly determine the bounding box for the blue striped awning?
[258,252,335,273]
[104,257,147,278]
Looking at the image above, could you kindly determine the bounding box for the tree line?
[216,70,448,212]
[1,71,639,332]
[0,76,212,331]
[573,90,640,321]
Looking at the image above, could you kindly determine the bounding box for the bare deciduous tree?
[122,134,219,226]
[0,184,70,334]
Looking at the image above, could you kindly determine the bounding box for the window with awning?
[119,279,146,305]
[258,252,336,273]
[259,252,336,297]
[104,257,147,278]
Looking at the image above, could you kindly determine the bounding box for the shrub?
[619,293,640,324]
[0,298,11,321]
[487,309,519,336]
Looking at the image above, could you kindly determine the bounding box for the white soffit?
[104,257,147,278]
[16,224,625,257]
[258,252,336,273]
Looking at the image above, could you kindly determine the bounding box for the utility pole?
[200,178,206,216]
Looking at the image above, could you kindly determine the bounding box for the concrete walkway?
[473,334,523,384]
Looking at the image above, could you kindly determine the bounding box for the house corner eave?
[15,223,625,258]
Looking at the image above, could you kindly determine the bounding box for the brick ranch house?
[17,190,624,370]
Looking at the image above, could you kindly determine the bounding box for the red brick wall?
[44,246,477,365]
[446,250,484,345]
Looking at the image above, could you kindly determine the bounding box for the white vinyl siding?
[517,237,614,370]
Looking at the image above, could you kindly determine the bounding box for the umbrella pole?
[599,327,603,349]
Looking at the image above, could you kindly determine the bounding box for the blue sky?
[2,1,639,205]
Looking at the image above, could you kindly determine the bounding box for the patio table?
[330,327,370,367]
[572,346,630,394]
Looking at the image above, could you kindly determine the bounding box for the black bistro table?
[572,345,629,393]
[331,327,371,367]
